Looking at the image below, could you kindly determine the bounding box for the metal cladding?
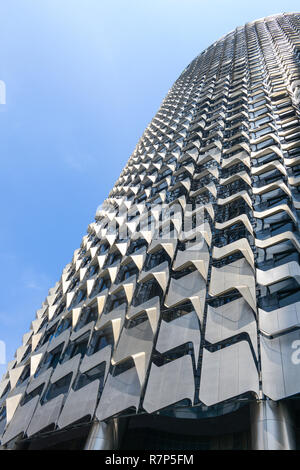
[1,12,300,447]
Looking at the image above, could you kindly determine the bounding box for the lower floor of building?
[9,398,300,450]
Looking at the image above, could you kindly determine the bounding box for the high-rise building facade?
[1,12,300,451]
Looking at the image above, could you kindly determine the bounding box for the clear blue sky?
[0,0,299,378]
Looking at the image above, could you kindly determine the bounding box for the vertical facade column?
[250,400,296,450]
[84,419,117,450]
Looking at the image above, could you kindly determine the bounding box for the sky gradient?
[1,0,299,378]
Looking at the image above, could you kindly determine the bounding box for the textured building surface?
[1,12,300,450]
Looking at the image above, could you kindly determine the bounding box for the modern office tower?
[1,12,300,451]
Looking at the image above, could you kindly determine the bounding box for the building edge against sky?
[1,12,300,450]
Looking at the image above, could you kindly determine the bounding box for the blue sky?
[0,0,299,378]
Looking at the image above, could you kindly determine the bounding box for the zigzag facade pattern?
[1,12,300,450]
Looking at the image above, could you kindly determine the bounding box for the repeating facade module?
[1,12,300,450]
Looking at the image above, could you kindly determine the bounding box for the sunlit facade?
[1,12,300,450]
